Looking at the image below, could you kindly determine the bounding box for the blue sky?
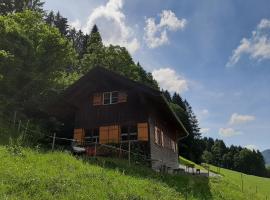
[44,0,270,151]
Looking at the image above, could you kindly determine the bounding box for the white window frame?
[103,91,119,105]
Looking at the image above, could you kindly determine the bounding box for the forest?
[0,0,269,178]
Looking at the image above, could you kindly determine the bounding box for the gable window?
[121,125,138,141]
[103,91,119,105]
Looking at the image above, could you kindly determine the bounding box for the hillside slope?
[262,149,270,165]
[1,146,270,200]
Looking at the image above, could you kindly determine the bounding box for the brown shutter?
[108,125,120,143]
[99,125,120,144]
[118,91,127,103]
[99,126,109,144]
[138,123,148,141]
[93,93,103,105]
[73,128,85,145]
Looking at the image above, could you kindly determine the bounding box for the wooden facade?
[49,67,188,171]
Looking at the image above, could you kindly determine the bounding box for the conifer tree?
[54,12,69,36]
[163,90,172,102]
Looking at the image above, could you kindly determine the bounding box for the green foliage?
[0,0,45,15]
[0,10,77,115]
[80,25,158,89]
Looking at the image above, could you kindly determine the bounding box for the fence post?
[24,120,29,135]
[128,140,131,165]
[17,120,21,132]
[51,133,56,151]
[13,111,17,128]
[241,173,244,192]
[94,138,97,157]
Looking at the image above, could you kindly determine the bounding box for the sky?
[44,0,270,151]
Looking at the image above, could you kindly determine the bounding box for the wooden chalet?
[49,66,188,171]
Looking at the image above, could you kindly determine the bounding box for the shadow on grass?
[82,156,213,200]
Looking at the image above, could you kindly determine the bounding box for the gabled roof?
[51,66,189,138]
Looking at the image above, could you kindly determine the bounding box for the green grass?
[1,146,270,200]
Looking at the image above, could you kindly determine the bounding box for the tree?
[80,25,158,89]
[172,93,186,111]
[0,0,45,15]
[45,10,55,26]
[0,10,77,117]
[163,90,172,102]
[211,140,227,166]
[54,11,69,36]
[202,150,213,164]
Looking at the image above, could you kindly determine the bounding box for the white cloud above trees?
[227,18,270,67]
[152,68,188,93]
[229,113,255,125]
[144,10,187,48]
[219,128,241,137]
[70,0,140,54]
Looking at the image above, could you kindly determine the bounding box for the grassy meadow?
[0,145,270,200]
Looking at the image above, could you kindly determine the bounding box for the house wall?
[148,115,179,171]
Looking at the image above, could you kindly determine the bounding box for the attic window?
[103,91,119,105]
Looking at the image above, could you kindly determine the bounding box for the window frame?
[103,91,119,105]
[121,125,138,141]
[85,128,99,143]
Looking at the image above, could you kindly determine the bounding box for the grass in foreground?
[1,146,270,199]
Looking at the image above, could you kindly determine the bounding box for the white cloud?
[201,109,209,116]
[201,128,210,135]
[245,144,258,151]
[229,113,255,125]
[69,19,82,30]
[144,10,187,48]
[152,68,188,93]
[227,18,270,67]
[82,0,139,54]
[219,128,242,137]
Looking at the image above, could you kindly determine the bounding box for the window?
[103,91,119,105]
[111,91,118,104]
[103,92,111,105]
[85,128,99,143]
[121,125,138,141]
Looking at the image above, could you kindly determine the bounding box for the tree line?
[164,91,269,177]
[0,0,269,178]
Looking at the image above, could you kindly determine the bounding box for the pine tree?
[80,25,104,73]
[45,11,55,26]
[172,93,186,111]
[163,90,172,102]
[54,12,69,36]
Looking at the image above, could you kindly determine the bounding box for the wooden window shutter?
[108,125,120,143]
[138,123,148,141]
[154,126,158,144]
[73,128,85,145]
[118,91,127,103]
[93,93,103,106]
[99,126,109,144]
[161,131,164,147]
